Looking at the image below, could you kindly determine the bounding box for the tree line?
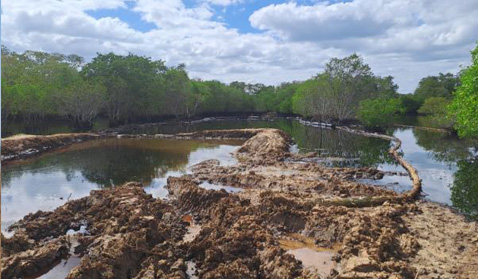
[2,42,477,137]
[1,47,264,129]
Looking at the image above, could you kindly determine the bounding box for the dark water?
[2,118,477,236]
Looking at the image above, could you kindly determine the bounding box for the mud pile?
[2,128,477,279]
[1,133,102,162]
[2,183,186,279]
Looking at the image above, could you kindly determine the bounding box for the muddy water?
[2,117,477,236]
[287,248,336,277]
[1,138,242,234]
[279,234,340,277]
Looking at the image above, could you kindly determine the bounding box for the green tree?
[398,94,422,114]
[57,80,106,130]
[449,43,478,137]
[161,65,191,117]
[414,73,459,102]
[82,53,167,125]
[292,54,398,122]
[1,46,80,122]
[417,97,453,128]
[275,82,301,114]
[292,77,334,121]
[358,98,405,130]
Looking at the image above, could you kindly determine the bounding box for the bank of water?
[2,118,477,235]
[1,138,242,234]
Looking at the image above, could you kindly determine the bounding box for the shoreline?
[2,128,477,278]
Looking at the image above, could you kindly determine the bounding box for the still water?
[2,118,477,235]
[1,138,241,234]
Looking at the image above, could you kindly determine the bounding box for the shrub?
[358,98,405,130]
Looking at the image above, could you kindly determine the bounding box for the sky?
[1,0,477,93]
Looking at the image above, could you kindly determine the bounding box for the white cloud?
[201,0,243,6]
[1,0,477,93]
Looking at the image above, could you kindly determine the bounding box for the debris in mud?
[2,128,477,279]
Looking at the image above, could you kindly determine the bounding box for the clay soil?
[1,128,477,279]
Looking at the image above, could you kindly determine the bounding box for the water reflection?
[114,118,394,167]
[2,117,477,230]
[411,128,478,218]
[1,138,241,233]
[451,160,478,219]
[369,128,478,218]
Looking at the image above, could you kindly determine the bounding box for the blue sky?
[87,1,157,33]
[2,0,478,92]
[86,0,356,34]
[85,1,293,34]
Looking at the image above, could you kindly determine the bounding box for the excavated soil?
[2,128,477,279]
[1,133,104,163]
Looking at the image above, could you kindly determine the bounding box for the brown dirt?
[1,133,104,163]
[2,128,477,279]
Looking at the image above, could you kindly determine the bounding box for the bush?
[398,94,422,114]
[418,97,449,115]
[449,43,478,137]
[418,97,454,129]
[358,98,405,129]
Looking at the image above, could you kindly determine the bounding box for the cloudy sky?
[2,0,477,92]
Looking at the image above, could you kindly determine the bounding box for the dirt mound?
[236,128,292,159]
[2,238,69,279]
[167,176,306,279]
[175,128,265,139]
[2,183,186,279]
[1,133,102,163]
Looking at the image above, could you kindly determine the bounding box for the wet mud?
[1,133,104,163]
[2,128,477,279]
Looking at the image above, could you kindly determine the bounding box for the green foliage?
[81,52,167,124]
[1,46,80,122]
[57,80,106,129]
[414,72,459,101]
[4,44,476,136]
[358,98,405,129]
[292,54,399,121]
[449,43,478,138]
[397,94,422,114]
[418,97,448,114]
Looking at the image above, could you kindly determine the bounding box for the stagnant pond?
[2,118,478,236]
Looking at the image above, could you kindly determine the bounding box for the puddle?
[29,224,89,278]
[183,224,202,243]
[289,144,299,154]
[279,233,340,277]
[198,182,243,193]
[66,225,88,236]
[186,260,198,279]
[182,215,201,243]
[286,248,335,277]
[34,256,82,279]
